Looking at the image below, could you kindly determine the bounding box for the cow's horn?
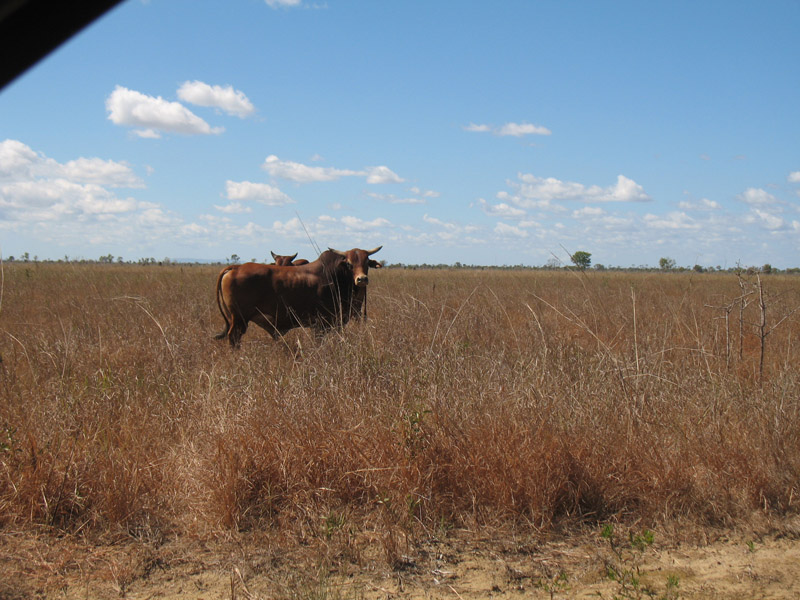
[271,251,278,260]
[329,248,347,257]
[366,246,382,256]
[289,252,298,261]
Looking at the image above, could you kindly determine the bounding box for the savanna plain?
[1,262,800,599]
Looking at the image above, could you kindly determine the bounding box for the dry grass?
[1,263,799,576]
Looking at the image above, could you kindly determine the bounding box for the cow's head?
[330,246,382,287]
[271,251,298,266]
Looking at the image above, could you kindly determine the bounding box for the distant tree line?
[2,252,797,275]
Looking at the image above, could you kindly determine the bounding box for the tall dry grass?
[1,263,799,554]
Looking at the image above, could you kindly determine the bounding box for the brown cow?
[270,251,310,266]
[215,246,382,347]
[270,251,297,266]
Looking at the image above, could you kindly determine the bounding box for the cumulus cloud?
[788,171,800,183]
[477,198,526,218]
[739,187,777,206]
[106,85,224,137]
[749,209,785,230]
[512,174,651,205]
[0,139,165,244]
[409,186,440,198]
[367,192,426,205]
[225,180,294,205]
[270,214,390,246]
[496,122,552,137]
[0,139,42,177]
[572,206,606,218]
[62,157,145,188]
[494,222,528,237]
[214,201,252,214]
[0,139,144,189]
[463,121,551,136]
[265,0,301,7]
[177,81,255,118]
[263,155,361,182]
[1,139,143,189]
[463,123,491,133]
[340,215,391,230]
[643,212,700,230]
[272,216,307,237]
[423,214,459,230]
[365,165,404,184]
[679,198,721,211]
[420,214,479,243]
[263,155,403,185]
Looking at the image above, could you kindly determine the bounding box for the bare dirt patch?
[4,521,800,599]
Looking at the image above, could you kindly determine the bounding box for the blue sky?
[1,0,799,267]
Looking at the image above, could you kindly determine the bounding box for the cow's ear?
[369,259,382,269]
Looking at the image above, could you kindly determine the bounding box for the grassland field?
[1,262,799,598]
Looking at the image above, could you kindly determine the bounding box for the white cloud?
[748,209,785,230]
[409,186,440,198]
[513,173,651,205]
[341,216,391,230]
[263,155,361,182]
[1,139,143,188]
[225,180,294,205]
[0,139,143,193]
[423,214,458,230]
[572,206,606,218]
[263,155,403,185]
[365,165,404,184]
[0,139,42,177]
[367,192,425,205]
[462,123,491,133]
[739,187,777,206]
[643,212,700,230]
[177,81,255,118]
[265,0,301,7]
[496,122,552,137]
[477,198,526,218]
[181,222,210,236]
[679,198,721,211]
[0,139,204,253]
[463,121,551,136]
[105,86,224,136]
[788,171,800,183]
[62,157,144,188]
[494,222,528,237]
[273,216,307,237]
[214,202,252,214]
[134,129,162,139]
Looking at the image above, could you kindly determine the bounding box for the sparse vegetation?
[1,263,799,596]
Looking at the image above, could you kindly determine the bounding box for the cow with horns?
[215,246,382,347]
[270,251,309,266]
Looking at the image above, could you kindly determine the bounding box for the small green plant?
[598,524,679,600]
[397,407,431,457]
[322,511,347,539]
[535,569,569,599]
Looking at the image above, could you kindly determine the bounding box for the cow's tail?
[214,266,235,340]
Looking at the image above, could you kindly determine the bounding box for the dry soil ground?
[3,519,800,599]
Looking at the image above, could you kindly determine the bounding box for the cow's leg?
[228,316,248,348]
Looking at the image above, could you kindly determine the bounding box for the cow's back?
[221,261,337,329]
